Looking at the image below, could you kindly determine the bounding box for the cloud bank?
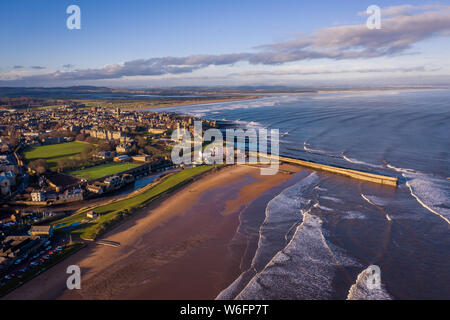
[8,4,450,82]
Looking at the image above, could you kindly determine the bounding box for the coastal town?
[0,104,219,291]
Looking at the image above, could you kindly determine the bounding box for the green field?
[52,165,215,240]
[69,162,141,180]
[23,141,91,168]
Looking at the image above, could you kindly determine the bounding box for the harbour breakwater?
[251,152,398,187]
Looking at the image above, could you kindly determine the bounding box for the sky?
[1,0,450,87]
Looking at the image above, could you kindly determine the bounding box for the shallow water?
[151,89,450,299]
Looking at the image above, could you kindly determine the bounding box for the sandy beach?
[4,163,302,300]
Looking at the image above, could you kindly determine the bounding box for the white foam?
[217,173,319,300]
[343,211,368,220]
[347,266,393,300]
[361,194,392,221]
[303,141,331,156]
[236,211,360,299]
[251,173,319,270]
[318,205,334,212]
[387,163,450,225]
[342,153,384,169]
[321,196,344,204]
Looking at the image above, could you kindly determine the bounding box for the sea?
[148,89,450,300]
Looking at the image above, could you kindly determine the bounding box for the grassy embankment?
[69,162,141,180]
[0,242,85,298]
[23,141,91,169]
[52,165,215,240]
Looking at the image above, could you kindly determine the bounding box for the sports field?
[23,141,91,167]
[69,162,141,180]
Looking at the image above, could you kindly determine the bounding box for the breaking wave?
[386,163,450,225]
[235,210,360,299]
[347,266,393,300]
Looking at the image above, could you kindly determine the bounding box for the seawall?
[251,152,398,187]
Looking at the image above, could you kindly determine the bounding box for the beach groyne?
[252,152,398,187]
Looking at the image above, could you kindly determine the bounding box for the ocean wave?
[342,153,384,169]
[361,194,392,221]
[217,172,319,300]
[320,196,344,204]
[386,163,450,225]
[343,211,368,220]
[347,266,392,300]
[235,210,360,299]
[251,173,319,272]
[232,120,265,129]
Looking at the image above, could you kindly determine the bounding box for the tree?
[80,144,94,160]
[98,141,113,152]
[136,136,147,148]
[75,133,86,141]
[29,159,48,174]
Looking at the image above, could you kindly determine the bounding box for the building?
[114,155,130,162]
[87,183,105,194]
[86,211,98,219]
[96,151,115,160]
[116,144,130,153]
[0,171,16,186]
[55,189,83,203]
[29,225,53,237]
[0,176,11,196]
[104,176,121,188]
[132,154,150,162]
[148,128,165,134]
[31,191,46,202]
[0,236,44,260]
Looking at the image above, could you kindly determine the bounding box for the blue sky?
[1,0,450,87]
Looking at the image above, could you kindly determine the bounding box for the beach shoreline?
[4,163,302,300]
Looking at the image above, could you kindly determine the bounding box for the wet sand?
[4,164,301,300]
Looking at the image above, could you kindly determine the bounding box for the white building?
[31,191,46,202]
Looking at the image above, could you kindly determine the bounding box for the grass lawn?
[52,165,215,240]
[23,141,91,168]
[69,162,141,180]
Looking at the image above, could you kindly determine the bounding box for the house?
[121,174,135,184]
[86,211,98,219]
[87,183,105,194]
[55,189,83,203]
[29,225,53,237]
[0,171,16,186]
[116,144,130,153]
[96,151,115,160]
[0,176,11,196]
[104,176,122,188]
[31,191,46,202]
